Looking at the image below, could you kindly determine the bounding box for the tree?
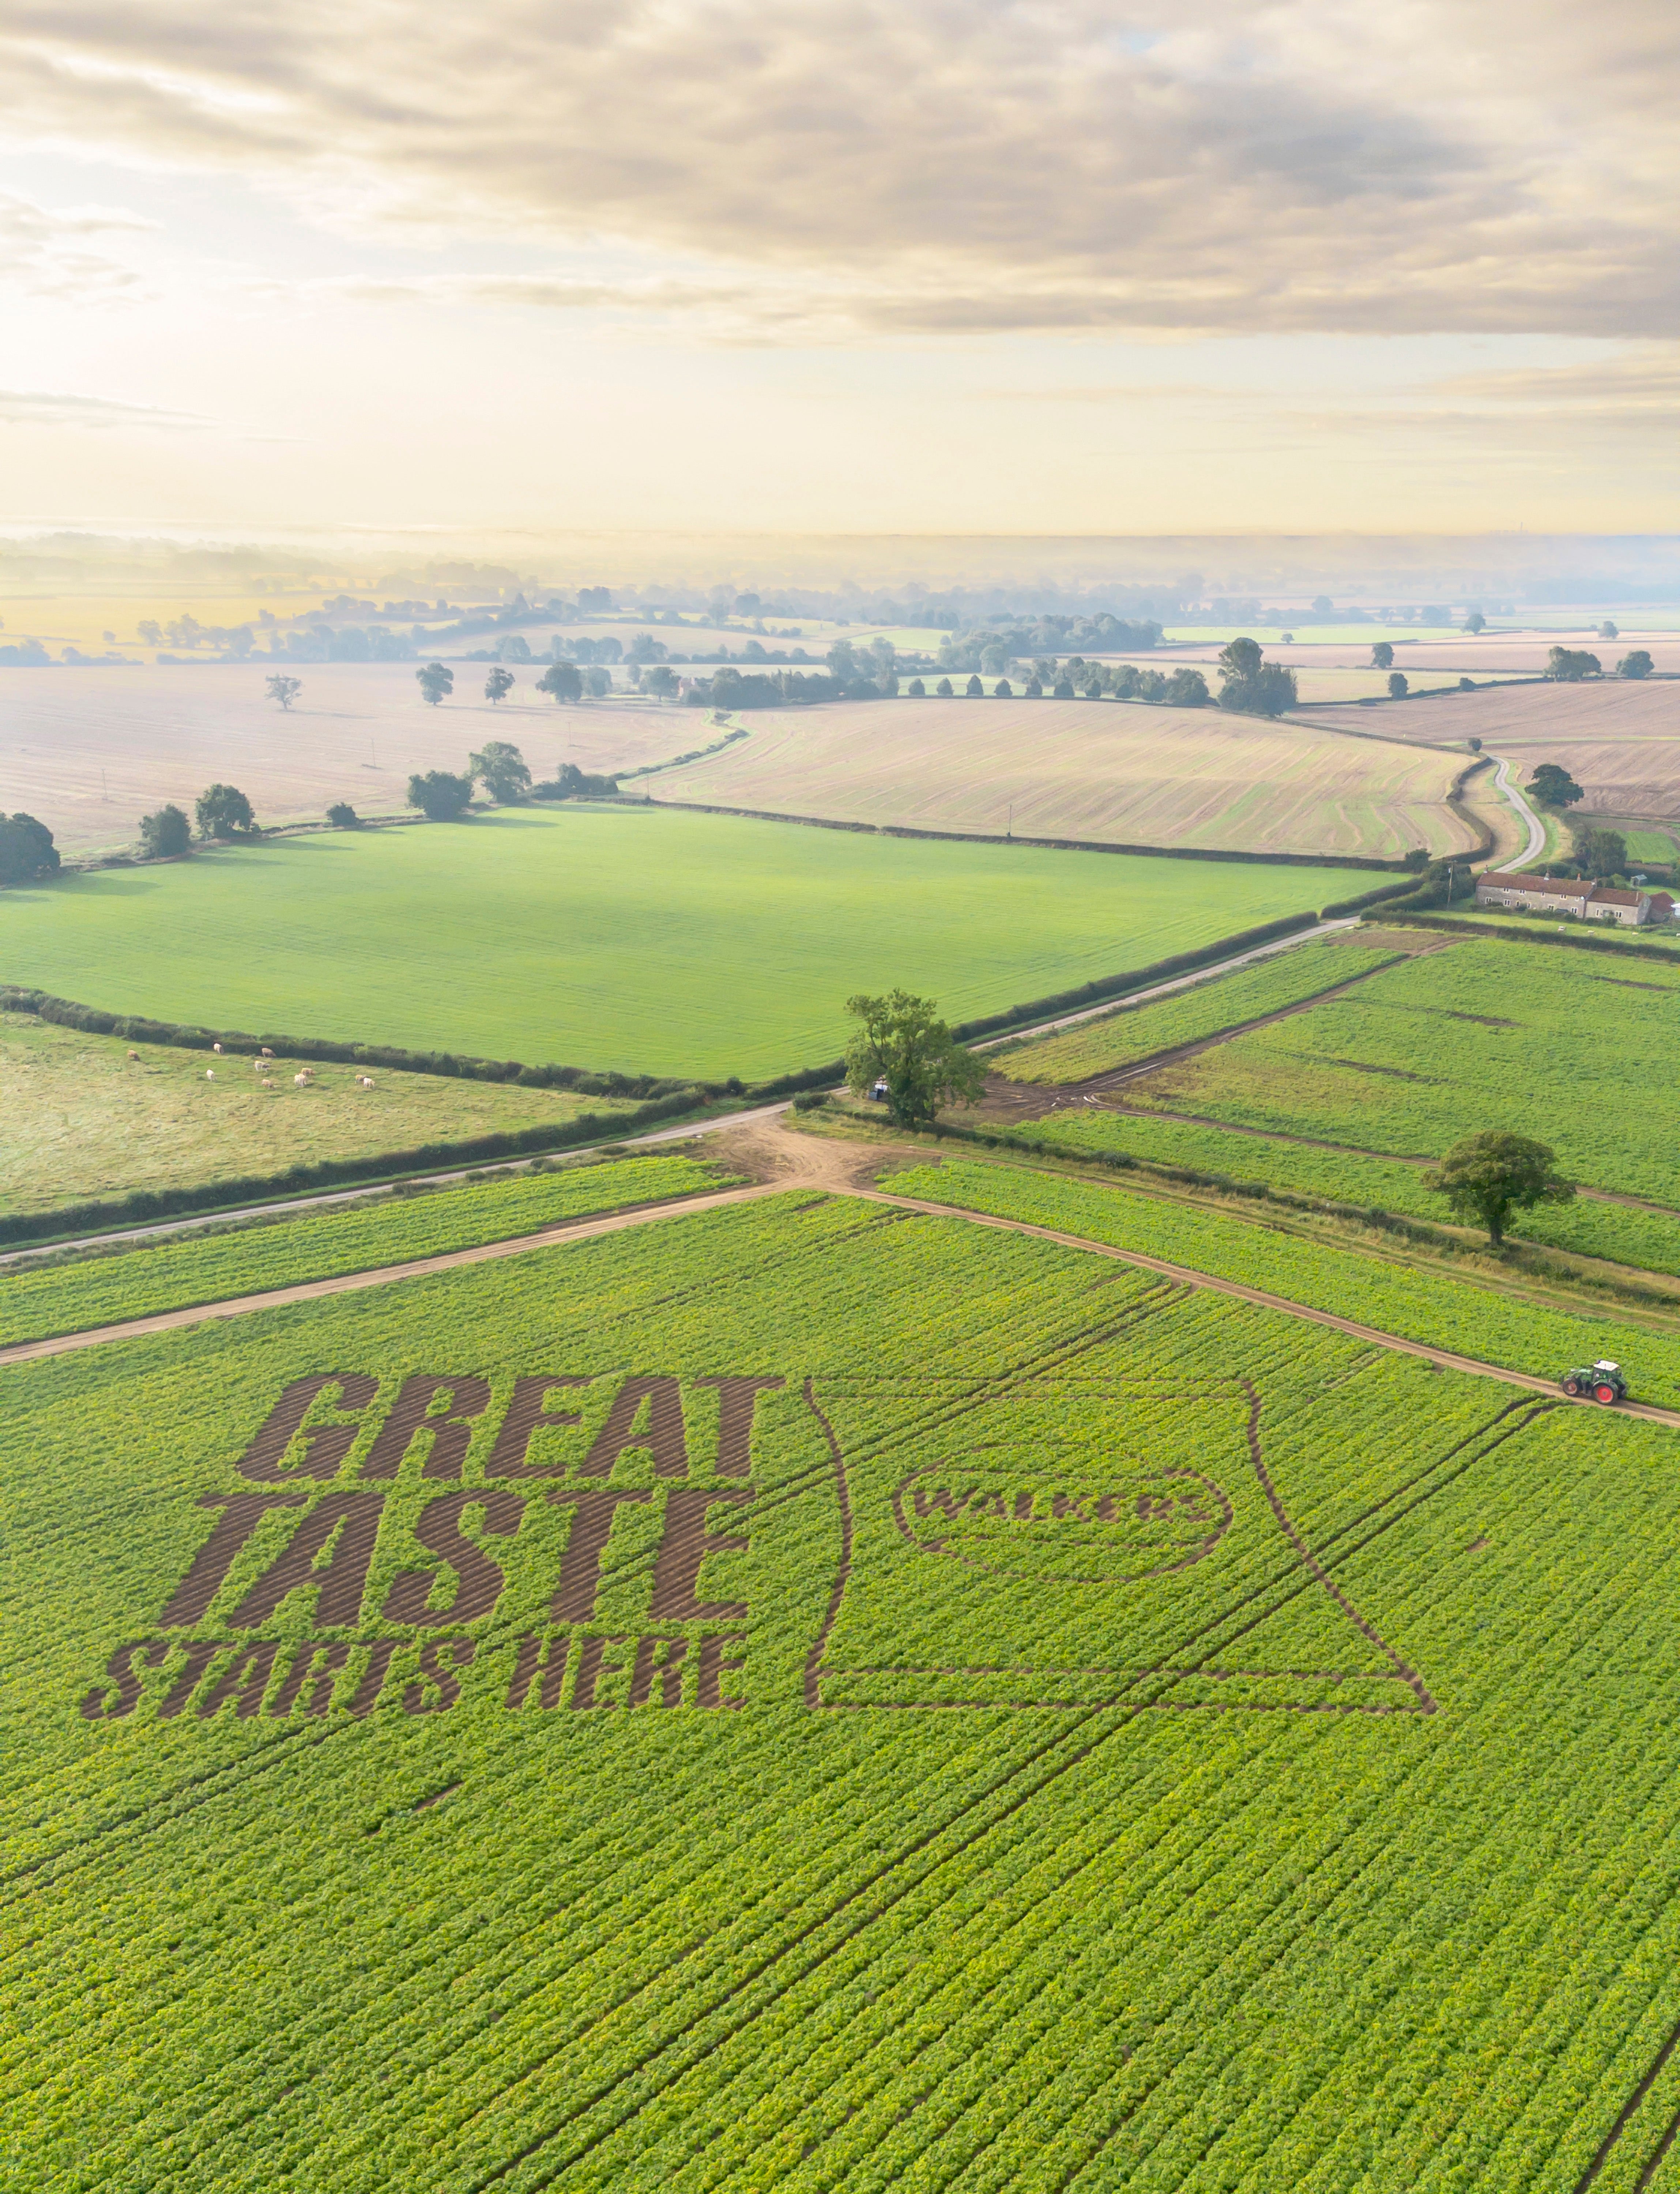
[1465,611,1486,634]
[265,674,303,710]
[1387,671,1409,699]
[484,667,515,705]
[195,784,257,839]
[467,741,531,803]
[1618,649,1654,680]
[907,678,926,697]
[326,802,358,828]
[1371,642,1394,670]
[407,770,474,819]
[1220,663,1298,717]
[843,990,986,1131]
[1164,667,1209,707]
[416,661,455,706]
[0,811,60,886]
[1217,637,1263,684]
[993,678,1013,698]
[965,675,984,697]
[139,804,191,859]
[1526,763,1584,810]
[584,667,612,697]
[644,664,680,701]
[1424,1130,1572,1246]
[936,677,954,697]
[1052,679,1075,698]
[1546,647,1601,681]
[1599,620,1619,641]
[536,662,583,703]
[1574,826,1628,878]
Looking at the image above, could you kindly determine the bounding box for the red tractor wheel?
[1563,1377,1582,1396]
[1595,1383,1619,1405]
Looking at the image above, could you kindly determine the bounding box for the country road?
[1489,755,1546,871]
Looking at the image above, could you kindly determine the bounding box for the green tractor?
[1562,1360,1627,1405]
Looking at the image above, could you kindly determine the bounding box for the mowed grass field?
[14,1177,1680,2187]
[0,807,1378,1078]
[0,662,688,853]
[652,699,1481,859]
[0,1015,639,1217]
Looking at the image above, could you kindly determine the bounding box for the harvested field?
[0,663,688,854]
[651,700,1482,859]
[1308,679,1680,816]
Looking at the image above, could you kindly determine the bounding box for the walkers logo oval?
[892,1445,1233,1585]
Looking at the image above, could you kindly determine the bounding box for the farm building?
[1474,874,1657,927]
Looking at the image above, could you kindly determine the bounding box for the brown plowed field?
[1307,680,1680,817]
[0,663,687,853]
[651,700,1480,859]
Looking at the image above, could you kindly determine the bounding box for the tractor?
[1561,1360,1627,1405]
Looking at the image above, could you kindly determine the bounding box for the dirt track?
[5,1115,1676,1430]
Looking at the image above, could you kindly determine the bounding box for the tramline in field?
[10,1180,1680,2188]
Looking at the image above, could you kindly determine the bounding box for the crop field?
[0,808,1374,1080]
[14,1181,1680,2188]
[1310,681,1680,819]
[993,937,1403,1085]
[0,663,686,853]
[651,700,1483,860]
[0,1151,725,1350]
[1111,935,1680,1212]
[1017,1105,1680,1274]
[0,1013,640,1217]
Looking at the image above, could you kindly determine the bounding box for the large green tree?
[843,991,985,1131]
[1546,647,1601,681]
[536,661,583,703]
[406,770,474,820]
[1618,650,1654,681]
[0,811,59,886]
[1574,826,1628,878]
[1371,642,1394,670]
[139,804,191,859]
[467,740,531,803]
[483,668,515,705]
[195,784,257,839]
[265,674,302,710]
[1526,762,1583,810]
[1216,636,1262,684]
[416,662,454,706]
[1425,1131,1573,1246]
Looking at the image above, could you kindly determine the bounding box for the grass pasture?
[13,1179,1680,2186]
[0,808,1377,1079]
[651,698,1483,860]
[0,1013,640,1217]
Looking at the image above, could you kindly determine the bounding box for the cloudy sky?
[0,0,1675,537]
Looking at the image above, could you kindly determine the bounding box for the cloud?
[0,386,207,428]
[0,188,156,297]
[0,1,1675,336]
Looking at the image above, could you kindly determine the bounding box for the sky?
[0,0,1676,540]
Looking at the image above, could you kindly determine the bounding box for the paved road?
[1488,755,1546,872]
[8,1168,1677,1432]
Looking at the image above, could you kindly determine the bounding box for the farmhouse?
[1475,874,1657,928]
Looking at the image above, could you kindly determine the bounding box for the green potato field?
[0,807,1377,1080]
[10,1183,1680,2188]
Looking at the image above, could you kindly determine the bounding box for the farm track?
[9,1118,1677,1430]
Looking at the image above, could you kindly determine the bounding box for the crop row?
[9,1188,1680,2187]
[1025,1106,1680,1276]
[994,940,1399,1086]
[1124,938,1680,1211]
[885,1156,1680,1410]
[0,1153,728,1350]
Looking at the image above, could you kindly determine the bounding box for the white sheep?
[260,1047,275,1058]
[294,1071,311,1086]
[205,1068,215,1081]
[212,1042,223,1055]
[355,1074,375,1089]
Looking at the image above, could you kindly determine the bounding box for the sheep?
[206,1069,216,1081]
[212,1042,223,1055]
[127,1049,140,1061]
[294,1071,311,1087]
[260,1047,275,1058]
[355,1075,375,1089]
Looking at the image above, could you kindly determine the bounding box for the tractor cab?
[1562,1360,1627,1405]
